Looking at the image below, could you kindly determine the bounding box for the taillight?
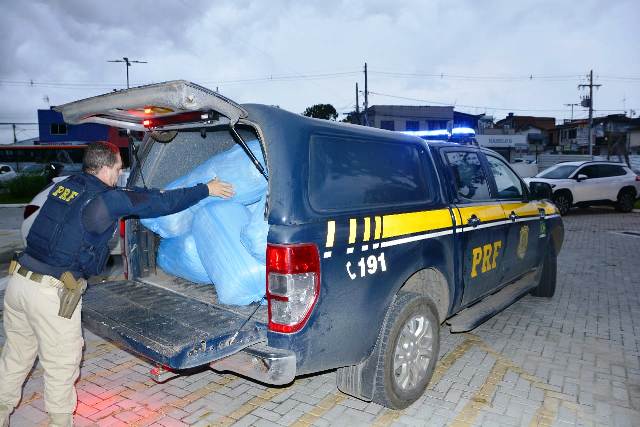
[23,205,39,220]
[635,175,640,182]
[266,243,320,333]
[120,219,128,279]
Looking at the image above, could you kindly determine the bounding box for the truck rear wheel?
[530,249,557,298]
[372,292,440,409]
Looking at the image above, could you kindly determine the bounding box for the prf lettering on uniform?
[51,185,79,202]
[471,240,502,278]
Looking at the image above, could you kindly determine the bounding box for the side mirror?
[576,174,588,182]
[528,181,553,200]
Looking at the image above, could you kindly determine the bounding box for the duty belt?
[10,261,64,289]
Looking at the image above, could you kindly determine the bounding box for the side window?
[309,136,429,211]
[486,155,524,200]
[601,165,626,177]
[444,151,491,202]
[578,165,600,178]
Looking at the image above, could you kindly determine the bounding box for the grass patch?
[0,175,49,204]
[635,199,640,210]
[0,193,34,204]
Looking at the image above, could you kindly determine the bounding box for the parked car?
[525,161,640,215]
[0,164,17,182]
[52,81,564,409]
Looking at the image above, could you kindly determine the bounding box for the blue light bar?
[451,127,476,135]
[402,129,450,138]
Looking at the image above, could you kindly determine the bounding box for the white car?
[0,164,17,182]
[524,161,640,215]
[21,170,130,254]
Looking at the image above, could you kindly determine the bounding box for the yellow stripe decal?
[325,221,335,248]
[363,217,371,242]
[374,216,382,240]
[458,204,506,224]
[501,202,540,217]
[452,208,463,227]
[349,218,357,244]
[382,209,453,239]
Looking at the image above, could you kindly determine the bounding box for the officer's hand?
[207,177,235,198]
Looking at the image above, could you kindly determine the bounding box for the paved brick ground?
[1,209,639,426]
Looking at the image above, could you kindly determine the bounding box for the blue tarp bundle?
[151,140,268,305]
[142,140,267,238]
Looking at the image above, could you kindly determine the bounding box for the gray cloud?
[1,0,638,142]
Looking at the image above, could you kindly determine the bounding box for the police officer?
[0,141,234,427]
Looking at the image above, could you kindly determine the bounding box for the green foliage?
[5,175,49,199]
[302,104,338,120]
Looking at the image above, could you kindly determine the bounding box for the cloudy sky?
[1,0,639,143]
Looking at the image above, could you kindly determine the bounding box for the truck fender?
[336,268,450,401]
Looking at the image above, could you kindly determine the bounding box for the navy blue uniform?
[20,173,208,279]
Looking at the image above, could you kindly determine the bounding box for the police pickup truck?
[56,81,563,409]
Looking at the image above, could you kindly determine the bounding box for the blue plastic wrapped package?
[192,201,266,305]
[142,139,267,238]
[157,235,210,284]
[241,194,269,262]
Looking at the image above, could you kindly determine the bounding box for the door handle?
[509,211,518,222]
[468,215,481,228]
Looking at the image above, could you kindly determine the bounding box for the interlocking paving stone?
[1,210,640,426]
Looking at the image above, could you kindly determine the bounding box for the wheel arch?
[398,267,450,323]
[617,185,637,198]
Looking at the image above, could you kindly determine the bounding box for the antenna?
[107,57,148,89]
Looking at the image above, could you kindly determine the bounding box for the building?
[38,108,130,148]
[551,114,640,155]
[365,105,454,132]
[494,113,556,153]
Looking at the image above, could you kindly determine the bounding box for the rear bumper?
[210,343,296,385]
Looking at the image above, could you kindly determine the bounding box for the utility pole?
[564,103,579,121]
[364,62,369,126]
[107,57,148,89]
[578,70,601,158]
[355,82,360,124]
[12,123,17,144]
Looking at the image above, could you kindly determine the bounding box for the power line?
[3,70,640,89]
[367,90,627,114]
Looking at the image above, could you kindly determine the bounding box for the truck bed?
[82,278,268,370]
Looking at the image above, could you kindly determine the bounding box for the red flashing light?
[143,119,151,127]
[120,219,128,279]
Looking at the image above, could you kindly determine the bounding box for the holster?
[57,271,87,319]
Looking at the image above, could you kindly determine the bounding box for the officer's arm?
[106,184,209,219]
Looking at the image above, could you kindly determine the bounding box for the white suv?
[525,161,640,215]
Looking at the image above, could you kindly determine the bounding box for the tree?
[302,104,338,121]
[341,111,361,125]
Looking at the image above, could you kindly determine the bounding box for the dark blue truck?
[56,81,563,409]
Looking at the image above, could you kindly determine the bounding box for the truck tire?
[615,189,635,213]
[530,249,557,298]
[552,191,572,216]
[372,292,440,409]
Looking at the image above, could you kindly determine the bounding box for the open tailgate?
[82,280,266,370]
[54,80,248,130]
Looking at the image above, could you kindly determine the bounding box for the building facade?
[366,105,454,132]
[38,108,130,148]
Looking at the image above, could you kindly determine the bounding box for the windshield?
[536,164,578,179]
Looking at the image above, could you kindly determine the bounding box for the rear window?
[309,135,429,211]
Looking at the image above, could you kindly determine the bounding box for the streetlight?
[107,57,148,89]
